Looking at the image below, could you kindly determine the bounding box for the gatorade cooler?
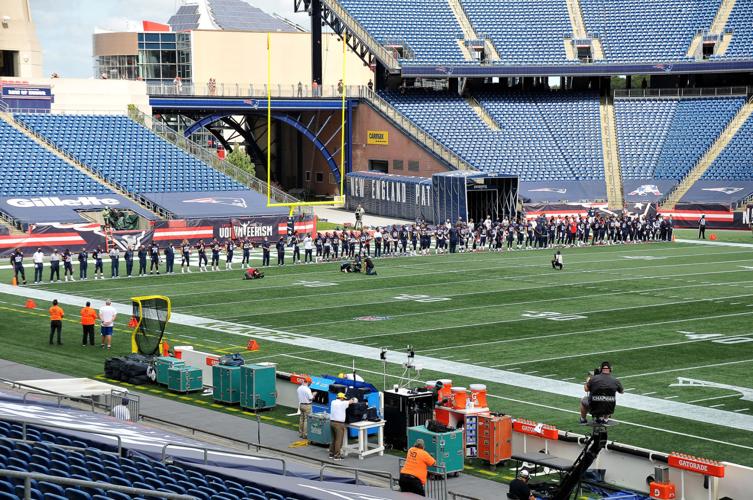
[470,384,488,408]
[452,387,468,409]
[649,482,676,499]
[438,379,452,399]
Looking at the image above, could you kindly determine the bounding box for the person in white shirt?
[111,398,131,421]
[49,249,61,282]
[329,392,357,460]
[296,380,314,439]
[99,299,118,349]
[303,234,313,263]
[32,248,44,284]
[552,250,564,270]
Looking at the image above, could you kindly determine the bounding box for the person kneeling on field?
[243,267,264,280]
[364,256,377,276]
[551,250,563,270]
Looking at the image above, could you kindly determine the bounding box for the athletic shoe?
[334,456,344,461]
[579,418,588,425]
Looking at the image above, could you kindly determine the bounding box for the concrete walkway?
[313,207,413,228]
[0,359,506,500]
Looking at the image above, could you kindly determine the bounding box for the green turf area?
[3,240,753,468]
[674,228,753,243]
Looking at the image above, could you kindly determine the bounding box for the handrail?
[614,86,749,99]
[161,443,287,477]
[0,416,123,456]
[358,88,474,172]
[319,0,400,71]
[127,107,304,210]
[0,470,195,499]
[0,100,8,112]
[147,82,365,99]
[319,464,396,489]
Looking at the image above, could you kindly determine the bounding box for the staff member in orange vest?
[80,301,97,346]
[399,439,436,496]
[49,299,64,345]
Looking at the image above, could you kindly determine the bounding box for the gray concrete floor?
[0,359,507,499]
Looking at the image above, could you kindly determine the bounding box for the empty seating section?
[461,0,571,64]
[14,114,245,195]
[338,0,465,64]
[615,97,744,180]
[702,115,753,180]
[0,420,299,500]
[580,0,720,62]
[723,1,753,59]
[380,90,603,181]
[0,120,109,197]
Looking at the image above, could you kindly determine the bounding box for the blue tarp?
[141,190,288,218]
[0,193,155,224]
[519,180,607,203]
[679,180,753,204]
[623,180,678,203]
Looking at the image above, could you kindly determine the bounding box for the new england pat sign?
[1,86,52,99]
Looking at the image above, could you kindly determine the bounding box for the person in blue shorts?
[98,299,118,349]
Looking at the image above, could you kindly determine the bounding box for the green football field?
[2,235,753,467]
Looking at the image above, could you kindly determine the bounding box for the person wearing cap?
[80,301,97,346]
[48,299,64,345]
[99,299,118,349]
[507,469,535,500]
[399,439,436,496]
[329,392,357,460]
[296,379,314,439]
[580,361,623,425]
[111,397,131,421]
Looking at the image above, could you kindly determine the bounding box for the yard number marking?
[522,311,587,321]
[394,294,450,303]
[295,280,337,288]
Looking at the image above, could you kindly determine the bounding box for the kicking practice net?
[130,295,171,355]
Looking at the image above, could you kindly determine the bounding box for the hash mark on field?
[507,367,521,371]
[734,408,750,412]
[642,392,657,396]
[709,404,726,408]
[664,396,679,399]
[204,340,222,344]
[562,377,576,381]
[542,374,557,377]
[525,370,539,374]
[624,388,636,392]
[454,358,471,362]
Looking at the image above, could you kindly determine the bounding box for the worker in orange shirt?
[49,299,64,345]
[80,301,97,346]
[399,438,436,496]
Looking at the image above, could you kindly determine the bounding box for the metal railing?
[358,87,474,172]
[319,464,395,488]
[614,86,750,99]
[320,0,400,71]
[148,82,366,99]
[0,470,195,500]
[0,416,123,456]
[127,107,304,211]
[161,443,287,476]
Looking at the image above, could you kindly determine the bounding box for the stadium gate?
[346,171,517,224]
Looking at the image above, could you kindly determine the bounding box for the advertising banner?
[679,181,753,205]
[623,180,678,203]
[0,193,155,225]
[140,190,288,218]
[519,181,607,203]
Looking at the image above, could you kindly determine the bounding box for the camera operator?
[579,361,623,425]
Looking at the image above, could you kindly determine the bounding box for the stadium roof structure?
[167,0,302,33]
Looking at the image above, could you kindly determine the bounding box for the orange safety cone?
[161,340,170,356]
[128,316,138,328]
[11,277,17,286]
[710,233,717,241]
[24,299,36,309]
[246,339,260,351]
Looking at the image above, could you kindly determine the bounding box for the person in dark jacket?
[137,245,148,276]
[78,248,88,280]
[124,245,134,277]
[276,237,286,266]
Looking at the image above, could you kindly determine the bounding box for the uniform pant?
[699,226,706,239]
[111,258,119,277]
[34,263,43,282]
[199,253,208,267]
[82,324,95,345]
[262,252,270,266]
[329,421,346,458]
[277,253,284,265]
[298,403,311,437]
[95,261,103,274]
[399,474,425,496]
[150,259,159,272]
[79,264,87,279]
[139,260,147,275]
[166,258,174,273]
[50,320,62,344]
[305,249,312,262]
[64,263,73,277]
[293,247,300,262]
[125,259,133,276]
[49,264,60,281]
[14,265,25,283]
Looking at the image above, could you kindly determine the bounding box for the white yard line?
[621,359,753,379]
[688,394,741,404]
[676,239,753,248]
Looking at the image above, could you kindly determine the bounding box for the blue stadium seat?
[64,488,92,500]
[702,113,753,181]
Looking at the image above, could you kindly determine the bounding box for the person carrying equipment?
[243,267,265,280]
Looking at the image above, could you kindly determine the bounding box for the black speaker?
[383,389,435,450]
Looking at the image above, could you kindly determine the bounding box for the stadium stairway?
[0,112,165,219]
[564,0,603,61]
[599,96,624,210]
[660,95,753,210]
[688,0,737,58]
[465,95,501,131]
[361,89,476,171]
[447,0,500,62]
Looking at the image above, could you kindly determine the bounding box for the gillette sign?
[6,196,121,208]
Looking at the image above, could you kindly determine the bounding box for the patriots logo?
[701,187,744,195]
[183,197,248,208]
[628,184,662,196]
[243,99,259,109]
[528,188,567,194]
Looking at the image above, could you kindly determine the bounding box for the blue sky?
[30,0,310,78]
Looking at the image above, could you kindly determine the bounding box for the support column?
[311,0,323,87]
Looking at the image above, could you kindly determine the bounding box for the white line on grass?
[710,404,726,408]
[676,239,753,248]
[621,358,753,379]
[665,396,679,399]
[642,392,657,396]
[735,408,750,413]
[688,394,742,404]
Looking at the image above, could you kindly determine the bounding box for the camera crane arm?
[549,427,608,500]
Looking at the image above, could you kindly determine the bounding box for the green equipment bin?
[408,424,465,475]
[155,356,184,386]
[307,412,331,445]
[213,364,241,404]
[167,366,203,393]
[239,363,276,410]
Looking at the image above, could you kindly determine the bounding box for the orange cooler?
[438,379,453,399]
[470,384,488,408]
[452,387,468,409]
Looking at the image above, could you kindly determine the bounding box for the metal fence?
[614,86,750,99]
[147,82,366,99]
[102,389,140,422]
[399,458,448,500]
